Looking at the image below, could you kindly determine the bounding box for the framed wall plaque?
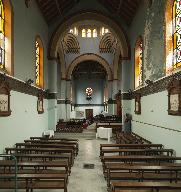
[167,79,181,115]
[37,93,44,114]
[134,93,141,114]
[0,81,11,116]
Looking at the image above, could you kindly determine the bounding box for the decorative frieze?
[122,71,181,100]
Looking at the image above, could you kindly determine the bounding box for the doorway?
[85,109,93,119]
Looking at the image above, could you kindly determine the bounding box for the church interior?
[1,0,181,191]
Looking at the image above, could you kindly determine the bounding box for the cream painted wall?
[0,90,48,153]
[129,91,181,156]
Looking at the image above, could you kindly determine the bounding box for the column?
[48,58,58,131]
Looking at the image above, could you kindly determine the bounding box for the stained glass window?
[35,41,40,86]
[87,29,91,38]
[0,0,5,69]
[173,0,181,69]
[135,38,143,88]
[70,27,78,36]
[82,29,86,37]
[93,29,97,37]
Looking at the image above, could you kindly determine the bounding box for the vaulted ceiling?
[36,0,141,25]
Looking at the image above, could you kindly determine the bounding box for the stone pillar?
[48,58,57,131]
[66,80,71,120]
[112,79,118,114]
[108,80,113,99]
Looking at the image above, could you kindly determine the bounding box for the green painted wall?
[122,0,181,156]
[0,1,49,153]
[126,0,166,90]
[0,91,48,153]
[131,91,181,156]
[12,0,49,88]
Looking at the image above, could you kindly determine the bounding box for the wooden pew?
[101,155,181,172]
[25,139,78,155]
[5,153,73,168]
[30,136,78,142]
[106,164,181,187]
[100,144,163,156]
[0,160,69,174]
[110,181,181,192]
[6,147,75,162]
[0,173,68,192]
[16,142,77,154]
[132,132,152,144]
[100,148,174,157]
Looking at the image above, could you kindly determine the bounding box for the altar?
[96,127,112,142]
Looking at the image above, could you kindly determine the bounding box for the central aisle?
[68,137,109,192]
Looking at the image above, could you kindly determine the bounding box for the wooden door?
[85,109,93,119]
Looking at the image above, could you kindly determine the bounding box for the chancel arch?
[66,53,113,81]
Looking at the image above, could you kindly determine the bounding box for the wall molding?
[0,73,48,98]
[57,99,71,104]
[47,92,57,99]
[0,73,59,100]
[74,104,104,107]
[122,71,181,100]
[132,119,181,133]
[108,99,116,104]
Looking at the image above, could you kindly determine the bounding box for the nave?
[1,129,181,192]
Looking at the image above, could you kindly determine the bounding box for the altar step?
[55,130,96,139]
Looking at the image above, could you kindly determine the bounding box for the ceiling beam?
[54,0,62,16]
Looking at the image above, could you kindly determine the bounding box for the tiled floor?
[67,137,109,192]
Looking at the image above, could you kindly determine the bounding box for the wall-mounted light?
[127,89,133,94]
[145,79,153,85]
[25,78,34,85]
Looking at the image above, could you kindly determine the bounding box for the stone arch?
[66,53,113,80]
[49,11,130,60]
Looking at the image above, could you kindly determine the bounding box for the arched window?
[87,29,91,38]
[135,37,143,88]
[0,0,5,70]
[35,37,44,88]
[166,0,181,74]
[93,29,97,37]
[82,29,86,37]
[101,27,109,36]
[0,0,13,75]
[74,27,78,36]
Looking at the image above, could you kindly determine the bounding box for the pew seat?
[0,180,67,191]
[111,181,181,192]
